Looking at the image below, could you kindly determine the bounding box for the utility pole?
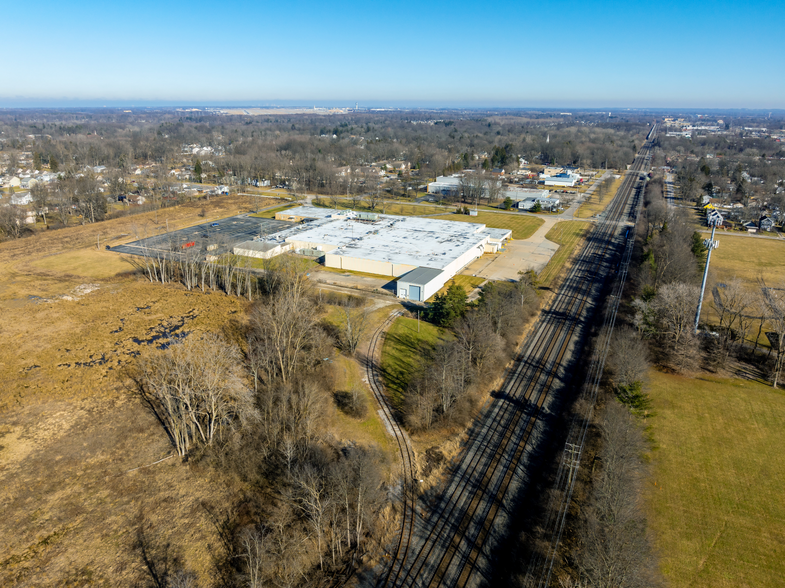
[564,442,581,485]
[694,215,722,334]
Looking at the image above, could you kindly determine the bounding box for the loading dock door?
[409,285,421,301]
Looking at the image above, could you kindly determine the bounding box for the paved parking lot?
[111,214,291,258]
[462,219,560,280]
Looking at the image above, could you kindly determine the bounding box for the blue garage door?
[409,285,421,301]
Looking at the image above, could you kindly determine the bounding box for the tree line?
[132,258,390,587]
[403,274,539,431]
[553,169,785,587]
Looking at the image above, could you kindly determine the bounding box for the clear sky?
[2,0,783,109]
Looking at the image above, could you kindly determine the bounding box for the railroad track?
[383,132,656,588]
[366,311,418,588]
[524,127,656,587]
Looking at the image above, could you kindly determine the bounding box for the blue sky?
[2,0,783,108]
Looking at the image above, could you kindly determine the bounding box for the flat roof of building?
[398,267,444,286]
[265,206,496,270]
[234,240,282,253]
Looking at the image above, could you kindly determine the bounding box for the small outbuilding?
[396,267,447,302]
[233,240,292,259]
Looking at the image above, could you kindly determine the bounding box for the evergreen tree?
[194,159,202,183]
[428,283,467,327]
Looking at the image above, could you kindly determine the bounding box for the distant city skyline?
[3,0,784,109]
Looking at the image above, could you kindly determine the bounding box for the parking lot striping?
[109,214,291,259]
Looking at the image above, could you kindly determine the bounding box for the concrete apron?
[462,217,560,280]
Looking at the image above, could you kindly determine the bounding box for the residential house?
[382,161,410,172]
[356,166,385,178]
[759,215,775,232]
[10,192,33,205]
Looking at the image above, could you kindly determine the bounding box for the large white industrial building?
[233,206,511,302]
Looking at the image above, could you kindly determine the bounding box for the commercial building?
[540,172,580,187]
[240,206,511,301]
[517,196,561,211]
[427,175,461,196]
[396,267,447,302]
[503,187,550,202]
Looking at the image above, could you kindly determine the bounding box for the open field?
[536,221,590,287]
[646,370,785,587]
[704,234,785,284]
[0,193,395,585]
[446,211,543,239]
[312,198,446,216]
[696,234,785,346]
[330,353,393,455]
[249,203,297,218]
[575,175,623,219]
[380,316,448,409]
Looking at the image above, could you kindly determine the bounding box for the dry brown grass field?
[575,174,623,219]
[646,370,785,587]
[703,233,785,285]
[0,194,393,585]
[697,234,785,345]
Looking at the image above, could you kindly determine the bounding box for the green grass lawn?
[696,234,785,347]
[537,221,590,287]
[646,370,785,587]
[448,211,544,240]
[380,316,448,409]
[311,198,446,216]
[704,234,785,284]
[249,203,297,218]
[330,355,392,454]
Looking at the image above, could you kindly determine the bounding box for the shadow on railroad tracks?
[414,264,622,585]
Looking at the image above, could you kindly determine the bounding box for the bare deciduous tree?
[0,204,28,240]
[651,282,699,349]
[248,264,320,384]
[762,282,785,388]
[575,401,660,588]
[294,464,330,570]
[137,334,255,457]
[606,326,650,395]
[340,305,370,356]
